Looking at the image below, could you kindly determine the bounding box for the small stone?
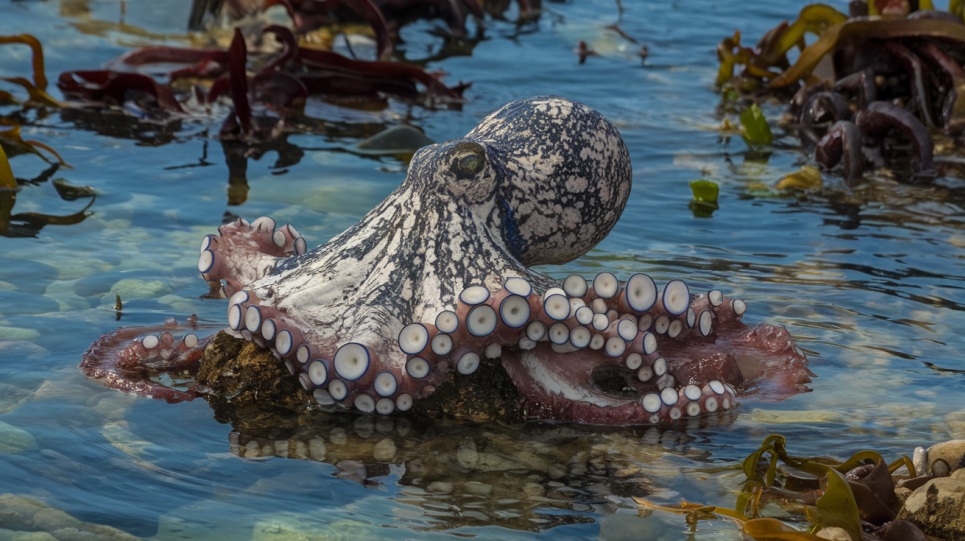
[89,392,137,421]
[914,446,927,478]
[0,383,33,416]
[0,327,41,341]
[462,482,492,496]
[456,437,478,470]
[523,483,544,497]
[106,279,171,303]
[372,438,396,461]
[815,526,852,540]
[426,482,453,494]
[926,440,965,477]
[547,464,566,479]
[0,421,37,454]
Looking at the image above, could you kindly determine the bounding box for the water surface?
[0,0,963,539]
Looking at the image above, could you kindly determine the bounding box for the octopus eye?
[458,154,484,176]
[449,141,487,179]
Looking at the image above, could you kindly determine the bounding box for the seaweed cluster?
[1,0,484,212]
[718,1,965,186]
[0,36,95,238]
[637,434,941,541]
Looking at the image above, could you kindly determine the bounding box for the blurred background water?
[0,0,963,539]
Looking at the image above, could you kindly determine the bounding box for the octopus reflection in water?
[82,96,812,424]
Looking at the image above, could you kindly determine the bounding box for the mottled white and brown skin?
[82,96,813,422]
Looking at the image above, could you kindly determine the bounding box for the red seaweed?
[57,70,184,112]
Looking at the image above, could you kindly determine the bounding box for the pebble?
[104,278,171,304]
[0,421,37,454]
[426,482,453,493]
[372,438,395,461]
[456,437,478,470]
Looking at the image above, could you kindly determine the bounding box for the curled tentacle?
[80,316,212,403]
[199,216,307,295]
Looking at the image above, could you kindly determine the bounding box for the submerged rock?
[0,494,139,541]
[197,331,314,437]
[0,421,37,454]
[898,468,965,541]
[198,331,523,426]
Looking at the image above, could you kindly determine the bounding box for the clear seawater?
[0,0,962,539]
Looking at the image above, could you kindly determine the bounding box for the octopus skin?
[81,96,812,423]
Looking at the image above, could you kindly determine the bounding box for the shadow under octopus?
[82,95,813,424]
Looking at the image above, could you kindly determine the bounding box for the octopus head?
[409,96,632,267]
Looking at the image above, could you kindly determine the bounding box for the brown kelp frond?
[0,34,61,106]
[0,34,47,90]
[0,126,71,168]
[770,18,965,89]
[0,140,94,238]
[716,4,849,88]
[634,434,927,541]
[0,142,15,191]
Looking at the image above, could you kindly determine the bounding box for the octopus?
[82,95,812,424]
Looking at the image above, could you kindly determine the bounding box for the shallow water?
[0,0,963,539]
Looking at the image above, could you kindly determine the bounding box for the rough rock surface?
[198,332,523,426]
[197,331,315,436]
[897,468,965,541]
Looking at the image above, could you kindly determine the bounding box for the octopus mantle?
[81,96,812,424]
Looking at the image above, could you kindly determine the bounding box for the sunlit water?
[0,0,963,539]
